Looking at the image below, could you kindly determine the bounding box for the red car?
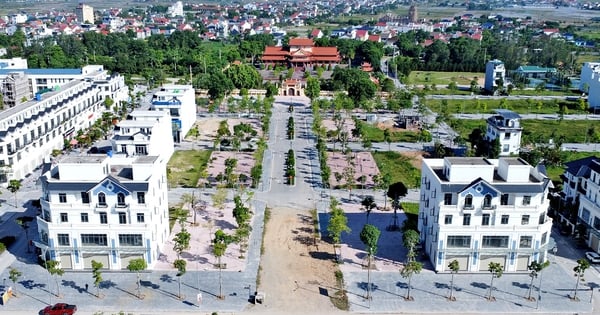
[42,303,77,315]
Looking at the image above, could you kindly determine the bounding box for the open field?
[546,151,600,184]
[407,71,484,86]
[427,98,586,115]
[372,151,423,189]
[167,150,212,188]
[359,121,426,143]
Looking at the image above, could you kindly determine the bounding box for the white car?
[585,251,600,263]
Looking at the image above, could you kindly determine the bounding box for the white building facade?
[419,157,553,272]
[579,62,600,110]
[36,109,174,270]
[560,157,600,252]
[484,59,506,93]
[485,109,522,156]
[0,66,128,184]
[150,85,196,143]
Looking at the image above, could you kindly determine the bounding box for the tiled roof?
[289,38,314,46]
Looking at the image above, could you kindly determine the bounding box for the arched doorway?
[288,88,295,96]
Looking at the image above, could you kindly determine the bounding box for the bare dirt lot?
[249,207,343,314]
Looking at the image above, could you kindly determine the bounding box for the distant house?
[355,29,369,41]
[515,65,557,79]
[310,28,323,39]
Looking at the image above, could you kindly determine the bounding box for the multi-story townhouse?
[36,110,173,270]
[419,157,553,272]
[150,85,196,143]
[485,109,523,156]
[484,59,506,93]
[579,62,600,111]
[560,156,600,252]
[0,66,128,184]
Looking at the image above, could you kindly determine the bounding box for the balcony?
[463,204,474,210]
[482,204,497,210]
[115,202,129,209]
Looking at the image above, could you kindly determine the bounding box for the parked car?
[585,251,600,264]
[42,303,77,315]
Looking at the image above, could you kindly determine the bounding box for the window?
[521,215,530,225]
[504,132,510,139]
[135,145,147,155]
[444,193,452,205]
[137,192,145,204]
[81,234,108,246]
[522,195,531,206]
[482,214,490,226]
[594,217,600,230]
[444,215,452,224]
[539,212,547,225]
[463,214,471,226]
[447,235,471,248]
[99,212,107,224]
[98,192,106,206]
[503,144,509,152]
[541,232,548,245]
[81,192,90,204]
[57,234,70,246]
[118,212,127,224]
[519,236,532,248]
[137,213,145,223]
[58,193,67,203]
[81,213,89,223]
[501,215,509,224]
[119,234,143,246]
[60,213,68,222]
[482,236,509,248]
[483,194,492,208]
[117,193,126,207]
[464,194,473,209]
[500,194,509,205]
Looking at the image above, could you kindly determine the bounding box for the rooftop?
[445,157,492,166]
[493,109,521,119]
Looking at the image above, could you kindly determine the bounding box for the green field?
[167,150,212,188]
[407,71,484,86]
[372,151,421,189]
[358,121,430,143]
[426,98,586,115]
[450,118,597,145]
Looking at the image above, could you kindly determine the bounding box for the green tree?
[46,260,65,297]
[327,197,351,263]
[526,260,549,301]
[173,259,187,299]
[400,260,422,301]
[127,258,147,299]
[305,76,321,100]
[487,262,503,301]
[448,260,459,301]
[7,179,21,207]
[181,192,197,225]
[8,268,21,296]
[403,229,420,263]
[232,195,251,228]
[572,258,590,301]
[213,229,233,299]
[361,195,377,223]
[360,224,381,300]
[211,186,227,211]
[91,260,103,298]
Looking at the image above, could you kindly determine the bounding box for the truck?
[42,303,77,315]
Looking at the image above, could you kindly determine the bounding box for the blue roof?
[0,68,82,76]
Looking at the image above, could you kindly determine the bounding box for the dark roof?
[564,156,599,176]
[493,109,521,119]
[440,182,545,194]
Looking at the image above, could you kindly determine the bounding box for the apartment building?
[36,110,173,270]
[150,85,196,143]
[485,109,523,156]
[484,59,506,93]
[0,66,128,184]
[75,3,95,24]
[418,157,553,272]
[579,62,600,110]
[560,156,600,252]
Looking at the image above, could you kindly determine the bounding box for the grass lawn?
[372,151,421,188]
[401,202,419,215]
[521,119,596,144]
[451,118,595,144]
[407,71,484,86]
[426,98,586,115]
[167,150,212,188]
[359,121,427,143]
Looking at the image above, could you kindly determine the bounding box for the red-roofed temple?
[262,38,341,70]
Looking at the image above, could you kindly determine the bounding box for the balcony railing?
[463,204,474,210]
